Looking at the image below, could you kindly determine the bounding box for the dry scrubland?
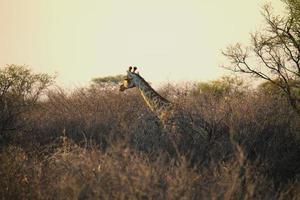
[0,67,299,200]
[1,1,299,199]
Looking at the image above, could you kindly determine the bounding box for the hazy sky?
[0,0,285,87]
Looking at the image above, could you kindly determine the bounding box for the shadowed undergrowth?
[1,82,300,200]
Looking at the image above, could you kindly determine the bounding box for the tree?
[0,65,54,134]
[259,78,300,99]
[222,0,300,114]
[191,76,247,99]
[91,75,124,90]
[92,75,124,85]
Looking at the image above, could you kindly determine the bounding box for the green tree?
[191,76,247,99]
[222,0,300,114]
[259,78,300,94]
[0,64,54,134]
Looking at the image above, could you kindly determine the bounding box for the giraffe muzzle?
[119,85,125,92]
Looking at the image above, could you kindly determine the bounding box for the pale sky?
[0,0,285,87]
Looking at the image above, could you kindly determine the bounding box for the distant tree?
[0,64,54,134]
[259,77,299,93]
[92,75,124,85]
[191,76,247,99]
[222,0,300,114]
[91,75,124,90]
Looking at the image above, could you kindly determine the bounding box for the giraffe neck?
[134,76,172,118]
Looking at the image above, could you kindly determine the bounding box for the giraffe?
[119,66,208,157]
[119,66,175,131]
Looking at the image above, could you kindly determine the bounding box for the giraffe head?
[119,66,139,92]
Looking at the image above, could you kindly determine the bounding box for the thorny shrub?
[0,79,299,199]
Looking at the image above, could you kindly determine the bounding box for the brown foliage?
[0,80,299,199]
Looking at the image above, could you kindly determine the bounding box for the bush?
[0,65,54,139]
[0,71,299,199]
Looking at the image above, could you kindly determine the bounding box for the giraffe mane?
[135,73,171,104]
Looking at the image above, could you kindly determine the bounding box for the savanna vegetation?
[1,1,300,199]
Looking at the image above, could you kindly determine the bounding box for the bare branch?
[222,2,300,114]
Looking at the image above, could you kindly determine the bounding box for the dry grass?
[0,84,299,200]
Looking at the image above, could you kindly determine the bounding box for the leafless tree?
[222,0,300,114]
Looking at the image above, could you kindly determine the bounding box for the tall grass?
[0,83,299,199]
